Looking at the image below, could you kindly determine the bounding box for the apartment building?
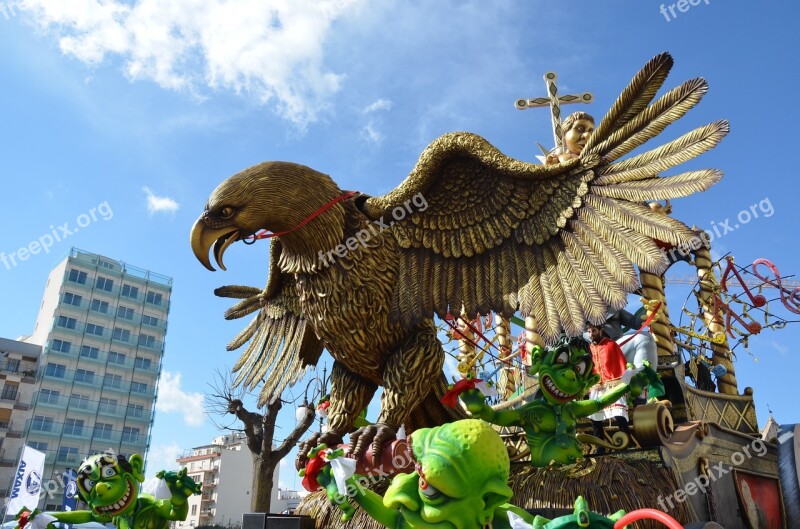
[12,248,171,510]
[175,433,289,528]
[0,338,42,490]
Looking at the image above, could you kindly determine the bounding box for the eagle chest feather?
[295,218,407,381]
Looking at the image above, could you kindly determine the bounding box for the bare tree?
[206,369,320,513]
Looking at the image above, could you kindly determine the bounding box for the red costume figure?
[586,323,631,454]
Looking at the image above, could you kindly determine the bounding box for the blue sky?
[1,1,799,490]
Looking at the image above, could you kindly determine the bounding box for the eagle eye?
[219,207,235,219]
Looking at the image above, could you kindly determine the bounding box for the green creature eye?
[102,467,116,478]
[419,478,442,500]
[574,359,589,376]
[555,351,569,365]
[83,478,95,491]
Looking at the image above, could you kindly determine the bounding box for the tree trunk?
[250,452,277,513]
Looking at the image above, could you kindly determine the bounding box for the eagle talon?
[296,431,344,471]
[348,422,396,466]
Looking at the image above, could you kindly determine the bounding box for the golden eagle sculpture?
[191,52,727,457]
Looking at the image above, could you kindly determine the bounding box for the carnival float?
[190,52,800,529]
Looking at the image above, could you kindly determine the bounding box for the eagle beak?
[190,216,240,272]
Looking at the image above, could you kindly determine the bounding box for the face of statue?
[77,453,144,518]
[564,118,594,155]
[537,339,599,405]
[383,420,512,529]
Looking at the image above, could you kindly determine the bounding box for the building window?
[112,328,131,342]
[85,323,105,336]
[2,358,20,373]
[95,277,114,292]
[141,315,159,327]
[117,306,134,320]
[80,345,99,359]
[138,334,156,348]
[57,446,79,463]
[98,260,115,270]
[32,415,54,432]
[90,299,109,314]
[69,393,90,410]
[103,374,123,389]
[57,316,77,329]
[191,505,197,516]
[108,352,126,365]
[134,357,152,370]
[127,404,144,418]
[130,381,148,394]
[68,269,87,285]
[63,292,82,306]
[75,369,95,384]
[63,418,84,436]
[29,441,48,451]
[122,427,140,444]
[121,284,139,299]
[93,422,113,440]
[1,384,18,401]
[51,339,71,353]
[146,292,163,306]
[44,363,66,378]
[39,389,61,405]
[99,398,117,414]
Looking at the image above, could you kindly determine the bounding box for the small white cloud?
[771,340,789,357]
[143,186,180,215]
[156,371,205,426]
[145,442,183,478]
[361,122,383,144]
[363,99,392,113]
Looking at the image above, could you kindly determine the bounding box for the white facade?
[5,248,171,511]
[175,433,293,528]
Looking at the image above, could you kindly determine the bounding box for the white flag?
[6,446,46,515]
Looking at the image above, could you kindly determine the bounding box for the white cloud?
[363,98,392,113]
[143,186,180,214]
[156,370,206,426]
[19,0,359,127]
[145,442,183,479]
[771,340,789,357]
[361,122,382,144]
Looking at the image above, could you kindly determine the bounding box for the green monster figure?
[528,496,624,528]
[316,419,536,529]
[16,453,201,529]
[460,336,655,467]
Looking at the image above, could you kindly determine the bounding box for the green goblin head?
[77,453,145,517]
[383,419,512,529]
[534,336,599,405]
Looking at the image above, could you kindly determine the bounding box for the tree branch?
[274,406,316,459]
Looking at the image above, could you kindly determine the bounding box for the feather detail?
[594,77,709,166]
[214,285,262,299]
[583,52,674,153]
[583,194,695,245]
[591,169,723,202]
[598,120,729,180]
[223,294,264,320]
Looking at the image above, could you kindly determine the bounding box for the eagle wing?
[215,238,324,406]
[361,52,727,340]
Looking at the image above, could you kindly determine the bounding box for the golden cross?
[515,72,593,149]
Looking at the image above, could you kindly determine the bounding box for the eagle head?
[191,161,345,271]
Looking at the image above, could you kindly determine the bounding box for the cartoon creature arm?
[315,462,408,528]
[460,389,523,427]
[153,468,202,521]
[570,368,649,418]
[15,508,101,529]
